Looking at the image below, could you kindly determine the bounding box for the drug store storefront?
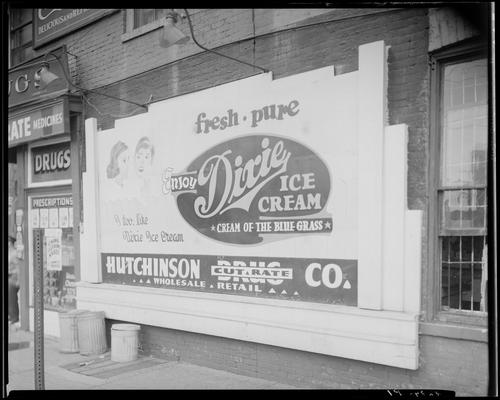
[77,40,423,370]
[7,48,82,336]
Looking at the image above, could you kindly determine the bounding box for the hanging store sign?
[33,9,116,48]
[8,47,70,108]
[31,141,71,183]
[8,99,69,147]
[97,67,359,305]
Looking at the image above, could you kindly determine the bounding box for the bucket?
[111,324,140,362]
[77,311,107,356]
[58,309,88,353]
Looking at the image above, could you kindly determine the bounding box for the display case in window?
[30,193,75,311]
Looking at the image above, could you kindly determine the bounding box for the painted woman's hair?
[106,141,128,178]
[135,136,155,159]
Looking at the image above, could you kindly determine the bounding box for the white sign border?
[78,40,422,369]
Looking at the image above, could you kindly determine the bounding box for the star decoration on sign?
[211,225,216,231]
[325,221,332,230]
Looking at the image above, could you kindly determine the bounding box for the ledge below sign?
[8,99,69,148]
[76,282,419,369]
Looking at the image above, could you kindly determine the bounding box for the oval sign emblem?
[169,134,332,244]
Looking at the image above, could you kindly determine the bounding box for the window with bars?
[9,8,34,67]
[437,53,488,314]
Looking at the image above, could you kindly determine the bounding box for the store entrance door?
[28,191,76,337]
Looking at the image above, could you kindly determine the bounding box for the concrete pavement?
[6,324,298,393]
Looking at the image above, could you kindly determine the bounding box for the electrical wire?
[183,9,269,74]
[82,92,147,119]
[43,52,149,110]
[65,8,395,95]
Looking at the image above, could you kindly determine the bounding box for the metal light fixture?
[40,52,149,110]
[159,11,190,47]
[34,63,60,89]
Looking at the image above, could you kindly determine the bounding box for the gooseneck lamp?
[34,52,149,110]
[34,63,60,87]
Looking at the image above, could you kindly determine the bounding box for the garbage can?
[58,309,88,353]
[111,324,140,362]
[77,311,107,356]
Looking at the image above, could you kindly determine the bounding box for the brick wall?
[37,9,375,91]
[105,318,488,395]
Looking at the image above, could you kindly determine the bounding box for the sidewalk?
[6,325,298,392]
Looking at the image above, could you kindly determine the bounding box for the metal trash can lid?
[78,311,106,319]
[59,309,89,318]
[111,324,140,331]
[69,309,89,315]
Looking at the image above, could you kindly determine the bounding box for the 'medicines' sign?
[8,100,69,147]
[97,67,359,305]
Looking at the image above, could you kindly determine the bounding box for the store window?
[122,9,200,42]
[26,137,76,315]
[133,9,167,29]
[8,150,18,238]
[433,44,488,316]
[123,9,167,41]
[30,194,76,311]
[9,8,34,67]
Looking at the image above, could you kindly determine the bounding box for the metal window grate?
[441,236,487,312]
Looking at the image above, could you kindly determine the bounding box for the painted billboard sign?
[102,253,357,305]
[169,135,332,244]
[97,67,359,305]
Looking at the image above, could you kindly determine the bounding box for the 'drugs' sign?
[97,66,359,305]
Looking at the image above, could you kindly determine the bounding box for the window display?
[31,194,75,310]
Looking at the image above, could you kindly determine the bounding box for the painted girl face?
[117,150,129,179]
[135,148,152,175]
